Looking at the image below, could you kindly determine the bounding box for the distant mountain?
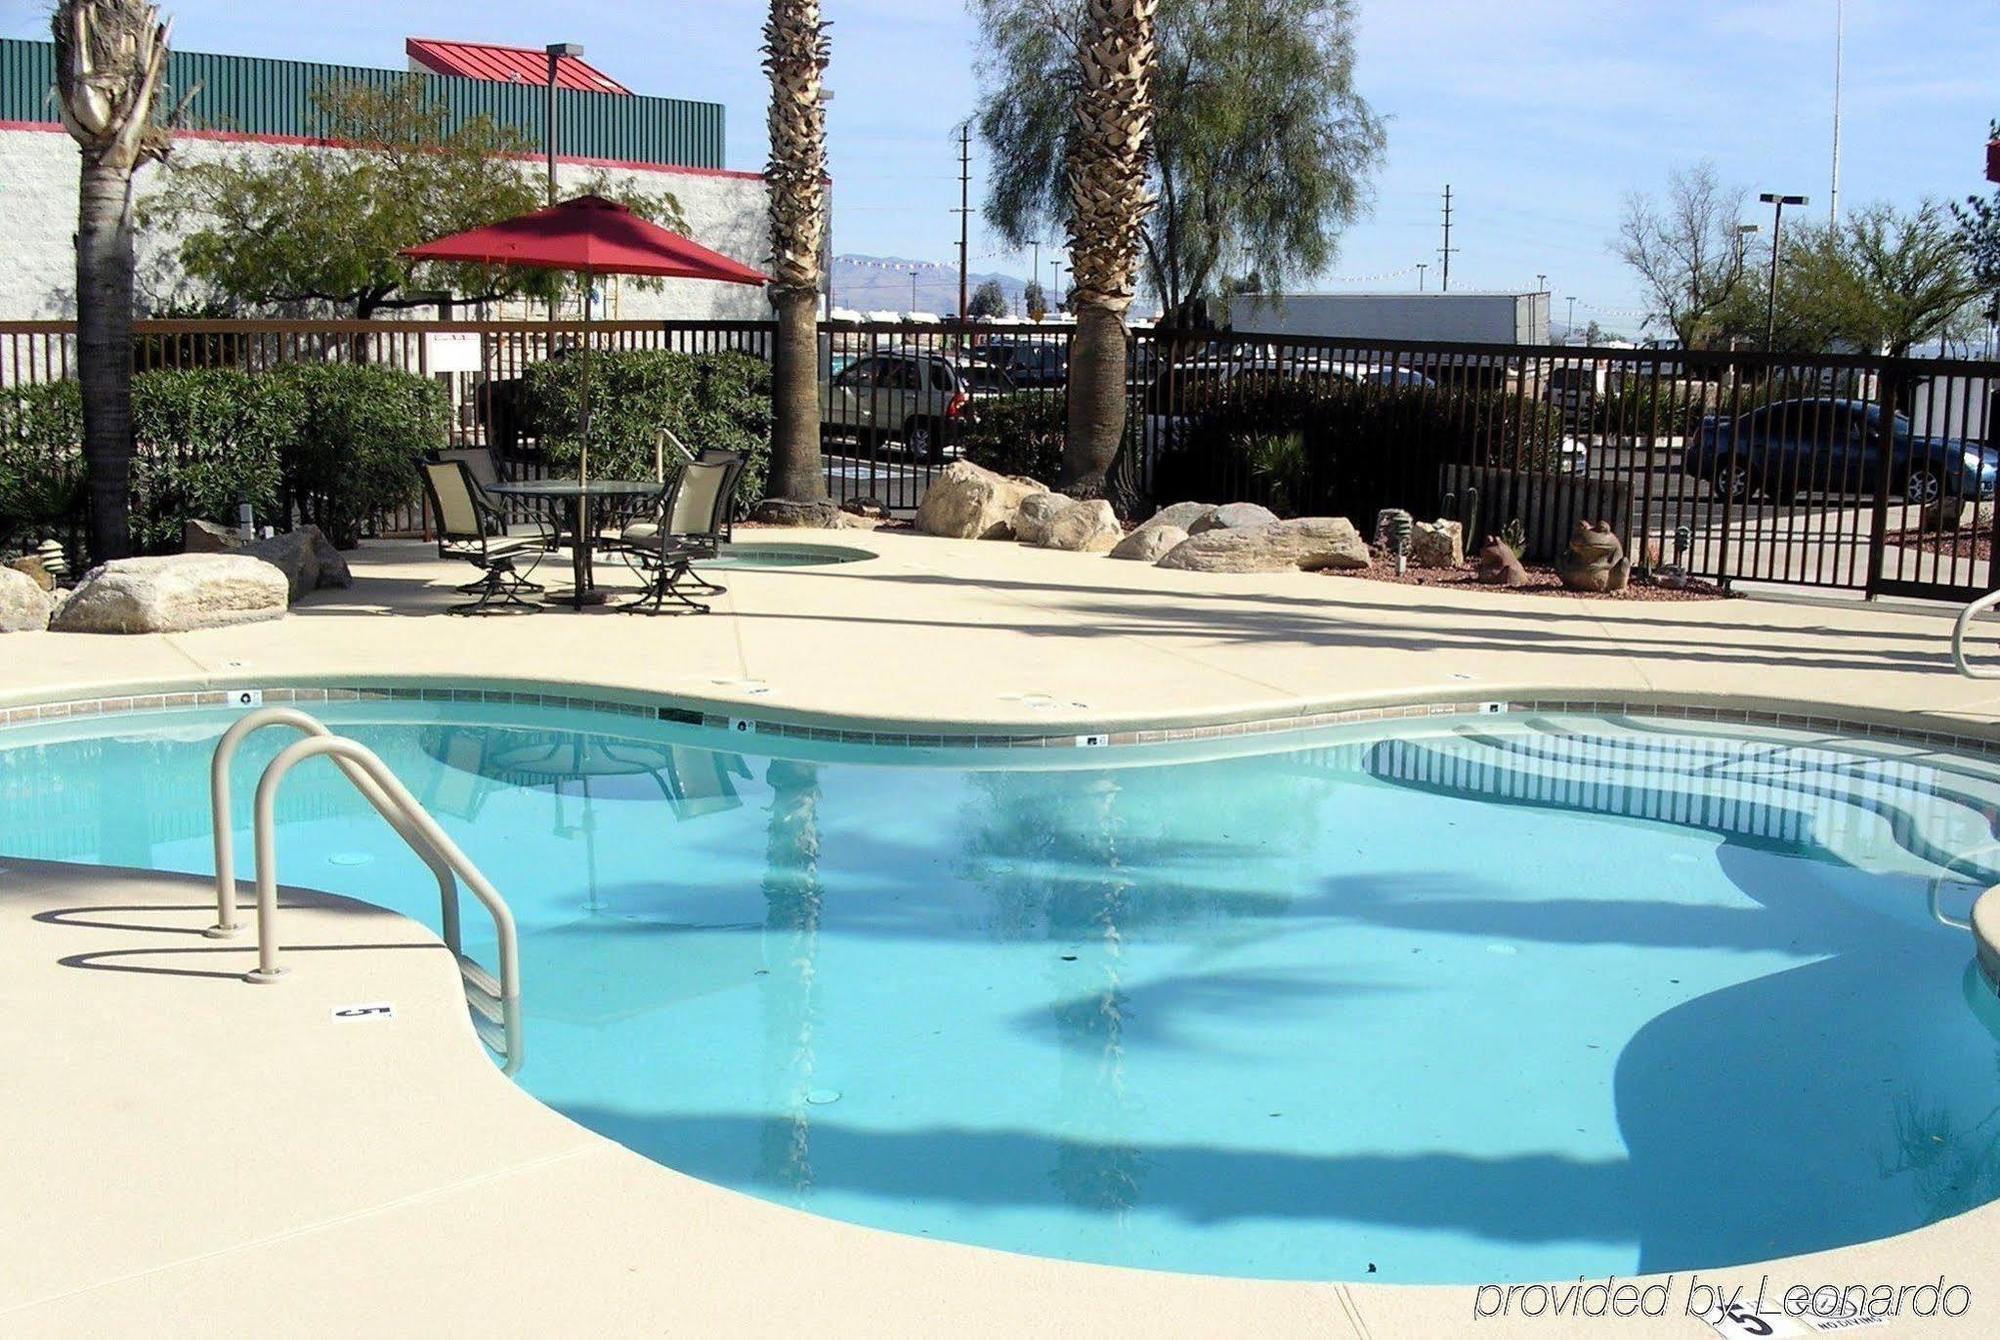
[830,254,1036,317]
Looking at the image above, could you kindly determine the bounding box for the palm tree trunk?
[75,157,137,560]
[770,288,824,499]
[763,0,830,505]
[1060,0,1159,499]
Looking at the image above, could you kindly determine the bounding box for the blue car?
[1683,397,2000,505]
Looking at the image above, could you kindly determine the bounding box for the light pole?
[1566,296,1578,342]
[545,43,584,206]
[1048,258,1065,312]
[1758,192,1808,350]
[1416,262,1428,292]
[1536,273,1547,293]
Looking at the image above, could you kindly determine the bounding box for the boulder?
[1012,491,1073,546]
[840,496,891,521]
[8,555,56,591]
[183,521,352,601]
[1474,536,1529,587]
[1110,524,1188,562]
[749,498,843,529]
[0,566,53,632]
[1041,499,1123,553]
[1923,496,1997,533]
[1156,517,1369,573]
[51,555,289,634]
[1410,519,1465,569]
[1555,519,1631,594]
[1187,502,1281,535]
[1138,501,1219,534]
[913,461,1048,540]
[835,512,884,531]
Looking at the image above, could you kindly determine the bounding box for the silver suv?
[821,352,1016,462]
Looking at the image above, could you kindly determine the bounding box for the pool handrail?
[209,709,520,1073]
[1951,589,2000,679]
[209,707,457,950]
[1930,841,2000,931]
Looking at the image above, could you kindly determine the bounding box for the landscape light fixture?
[1758,193,1808,351]
[546,43,585,205]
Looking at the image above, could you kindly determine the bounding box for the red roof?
[403,195,768,284]
[406,38,632,96]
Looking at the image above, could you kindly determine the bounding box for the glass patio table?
[484,478,663,609]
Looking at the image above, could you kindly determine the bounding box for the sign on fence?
[423,332,483,374]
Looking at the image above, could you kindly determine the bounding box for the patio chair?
[431,447,559,553]
[420,459,546,616]
[610,452,745,616]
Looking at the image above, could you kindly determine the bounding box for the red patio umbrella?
[403,196,768,482]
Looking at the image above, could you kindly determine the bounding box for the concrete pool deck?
[6,530,2000,1337]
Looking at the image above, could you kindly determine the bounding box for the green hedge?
[521,349,771,507]
[269,364,448,548]
[1152,373,1567,523]
[961,392,1066,486]
[0,364,445,559]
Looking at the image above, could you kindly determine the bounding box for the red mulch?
[1323,553,1735,601]
[1886,529,1992,562]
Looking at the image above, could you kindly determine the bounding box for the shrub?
[1151,372,1566,523]
[268,363,449,548]
[521,349,772,508]
[128,369,284,553]
[0,363,443,558]
[0,381,86,553]
[961,391,1066,485]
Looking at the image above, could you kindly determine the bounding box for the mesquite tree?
[52,1,188,561]
[762,0,830,503]
[1061,0,1158,496]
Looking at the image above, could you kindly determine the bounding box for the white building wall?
[0,126,771,321]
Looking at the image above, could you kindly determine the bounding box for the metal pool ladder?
[208,707,523,1074]
[1952,589,2000,679]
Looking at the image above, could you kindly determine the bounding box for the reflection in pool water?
[5,703,2000,1283]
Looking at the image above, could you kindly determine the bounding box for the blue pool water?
[5,700,2000,1284]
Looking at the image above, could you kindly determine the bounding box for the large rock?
[913,461,1047,540]
[1041,499,1123,553]
[1156,517,1370,573]
[1012,491,1072,546]
[1110,524,1189,562]
[1187,502,1280,535]
[52,555,289,634]
[184,520,352,601]
[748,498,843,529]
[8,555,56,591]
[0,566,53,632]
[1410,519,1465,569]
[1139,501,1219,534]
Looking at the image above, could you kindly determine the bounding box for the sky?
[7,0,1999,334]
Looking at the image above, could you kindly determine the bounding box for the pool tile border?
[5,682,2000,762]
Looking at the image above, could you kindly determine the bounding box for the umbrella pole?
[579,267,594,491]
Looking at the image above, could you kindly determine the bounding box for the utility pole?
[1030,240,1041,319]
[954,123,972,321]
[1416,262,1428,293]
[1759,192,1809,350]
[1830,0,1844,225]
[911,269,919,315]
[1439,185,1459,293]
[1566,296,1578,341]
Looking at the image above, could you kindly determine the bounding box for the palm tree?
[1060,0,1158,498]
[51,2,184,562]
[762,0,830,505]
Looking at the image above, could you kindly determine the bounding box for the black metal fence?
[5,318,1999,601]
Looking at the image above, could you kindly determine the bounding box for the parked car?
[1681,397,1999,504]
[976,338,1069,388]
[820,351,1017,462]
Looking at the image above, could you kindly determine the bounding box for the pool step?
[457,953,516,1069]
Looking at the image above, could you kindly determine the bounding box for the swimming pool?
[5,697,1999,1285]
